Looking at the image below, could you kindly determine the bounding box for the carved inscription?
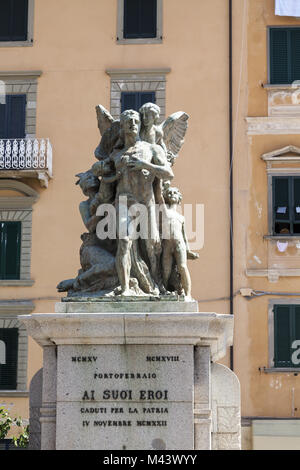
[56,345,194,449]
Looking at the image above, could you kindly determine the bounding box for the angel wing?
[94,105,121,161]
[160,112,189,165]
[95,105,115,136]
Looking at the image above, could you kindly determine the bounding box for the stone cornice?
[19,312,233,362]
[246,117,300,135]
[0,71,42,79]
[106,68,171,80]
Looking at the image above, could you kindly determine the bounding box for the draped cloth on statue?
[275,0,300,16]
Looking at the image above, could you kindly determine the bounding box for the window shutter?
[124,0,156,39]
[0,102,6,139]
[0,328,18,390]
[0,0,11,41]
[10,0,28,41]
[0,221,21,280]
[140,0,157,38]
[139,92,156,107]
[6,95,26,139]
[0,0,28,41]
[273,176,290,234]
[270,28,289,84]
[290,29,300,82]
[274,305,292,367]
[121,92,156,113]
[121,92,139,112]
[124,0,140,38]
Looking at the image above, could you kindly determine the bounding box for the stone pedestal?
[21,301,241,450]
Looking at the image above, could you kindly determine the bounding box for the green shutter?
[270,28,300,84]
[0,221,21,280]
[274,305,292,367]
[291,29,300,82]
[270,28,289,84]
[0,328,18,390]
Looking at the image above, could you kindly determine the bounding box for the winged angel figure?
[57,103,198,299]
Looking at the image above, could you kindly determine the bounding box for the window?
[0,301,34,395]
[273,304,300,368]
[0,222,21,280]
[124,0,157,39]
[106,68,170,120]
[0,328,18,389]
[121,91,156,112]
[0,94,26,139]
[272,176,300,235]
[269,27,300,84]
[117,0,162,44]
[0,0,34,47]
[0,180,39,286]
[0,0,28,42]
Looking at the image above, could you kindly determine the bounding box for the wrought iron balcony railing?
[0,138,53,187]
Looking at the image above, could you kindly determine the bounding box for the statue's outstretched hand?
[187,250,199,260]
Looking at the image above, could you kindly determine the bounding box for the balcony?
[0,138,52,188]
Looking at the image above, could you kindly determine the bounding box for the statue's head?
[75,170,100,196]
[139,102,160,127]
[164,186,182,205]
[120,109,140,138]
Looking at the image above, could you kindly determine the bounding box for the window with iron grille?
[0,0,29,42]
[273,304,300,368]
[269,27,300,84]
[272,176,300,235]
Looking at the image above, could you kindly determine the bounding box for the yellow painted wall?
[0,0,232,422]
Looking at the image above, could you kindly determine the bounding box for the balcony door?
[0,94,26,139]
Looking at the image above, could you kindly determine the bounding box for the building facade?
[1,0,300,450]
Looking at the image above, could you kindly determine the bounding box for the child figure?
[161,186,199,299]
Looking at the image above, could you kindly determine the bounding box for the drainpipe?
[229,0,234,371]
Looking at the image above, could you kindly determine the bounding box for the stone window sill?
[0,279,34,286]
[260,367,300,374]
[264,235,300,240]
[263,83,300,90]
[0,391,29,397]
[0,40,33,48]
[116,37,162,45]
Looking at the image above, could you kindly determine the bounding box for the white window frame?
[117,0,163,45]
[0,0,35,48]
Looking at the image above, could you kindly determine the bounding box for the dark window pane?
[10,0,28,41]
[124,0,140,38]
[0,0,28,42]
[140,0,157,38]
[124,0,157,39]
[274,305,292,367]
[6,95,26,138]
[140,92,156,107]
[0,1,12,40]
[121,92,138,112]
[0,328,18,390]
[0,103,6,139]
